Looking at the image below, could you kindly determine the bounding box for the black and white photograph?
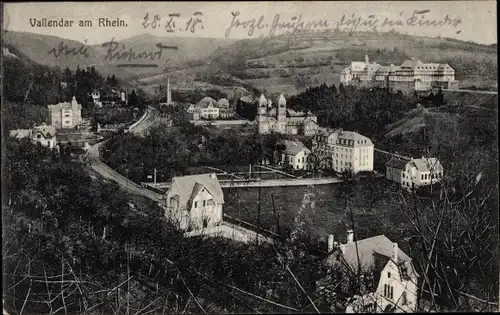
[1,1,498,313]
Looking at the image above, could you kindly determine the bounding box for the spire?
[167,76,172,105]
[365,54,369,64]
[278,93,286,108]
[259,94,267,107]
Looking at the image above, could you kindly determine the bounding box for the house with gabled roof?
[386,156,444,189]
[324,231,420,313]
[9,123,57,149]
[281,139,311,170]
[162,173,224,231]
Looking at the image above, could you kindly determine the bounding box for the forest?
[102,123,286,183]
[2,136,350,314]
[2,54,149,133]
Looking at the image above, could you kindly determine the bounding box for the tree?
[128,90,138,108]
[307,153,332,177]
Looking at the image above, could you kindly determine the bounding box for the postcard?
[2,1,498,314]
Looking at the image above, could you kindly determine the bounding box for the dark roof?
[385,157,409,170]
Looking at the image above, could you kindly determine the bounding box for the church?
[257,94,318,136]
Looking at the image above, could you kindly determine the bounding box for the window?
[384,284,388,297]
[203,200,206,206]
[194,201,198,208]
[388,272,391,278]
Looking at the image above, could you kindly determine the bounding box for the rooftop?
[166,173,224,209]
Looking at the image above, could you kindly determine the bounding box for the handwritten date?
[142,12,204,34]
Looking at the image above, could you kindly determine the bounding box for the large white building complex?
[340,55,458,92]
[312,128,374,173]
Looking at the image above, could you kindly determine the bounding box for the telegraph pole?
[153,168,157,185]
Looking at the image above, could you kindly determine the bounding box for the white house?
[9,123,57,149]
[32,124,57,148]
[386,157,444,188]
[312,128,374,173]
[325,231,419,313]
[163,173,224,231]
[47,96,82,129]
[200,101,220,119]
[281,139,311,170]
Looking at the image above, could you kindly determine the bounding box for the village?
[6,55,459,314]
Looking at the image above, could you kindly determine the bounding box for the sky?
[3,1,497,45]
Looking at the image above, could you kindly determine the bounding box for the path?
[443,88,498,95]
[142,177,342,190]
[374,148,411,160]
[86,107,163,202]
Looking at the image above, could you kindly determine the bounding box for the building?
[47,96,82,129]
[200,101,220,119]
[325,231,419,313]
[9,123,57,149]
[91,90,102,108]
[281,140,311,170]
[312,128,374,173]
[187,97,236,120]
[341,55,458,92]
[386,157,444,189]
[257,93,318,136]
[162,173,224,231]
[32,124,57,148]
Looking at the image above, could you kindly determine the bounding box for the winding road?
[86,107,163,202]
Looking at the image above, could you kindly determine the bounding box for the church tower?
[258,94,269,134]
[277,94,287,133]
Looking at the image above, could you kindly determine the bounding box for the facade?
[162,173,224,231]
[47,96,82,129]
[200,102,220,119]
[32,124,57,148]
[325,231,419,313]
[257,94,318,136]
[187,97,235,120]
[312,128,374,173]
[341,55,458,92]
[91,90,102,108]
[9,123,57,149]
[386,157,444,188]
[281,140,311,170]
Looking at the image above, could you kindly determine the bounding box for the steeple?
[278,94,286,108]
[259,94,267,107]
[167,76,172,105]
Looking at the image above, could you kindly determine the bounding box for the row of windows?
[384,284,394,300]
[193,199,213,208]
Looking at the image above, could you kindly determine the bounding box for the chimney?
[340,244,346,254]
[347,229,354,243]
[392,242,398,263]
[327,234,335,252]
